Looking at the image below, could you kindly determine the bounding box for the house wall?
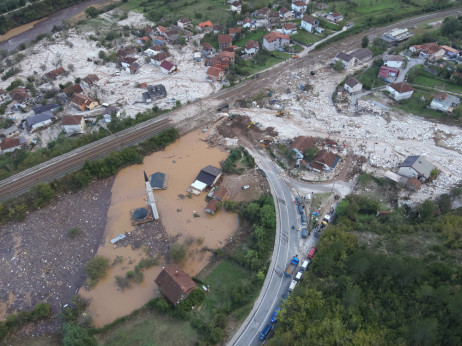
[387,86,413,100]
[31,119,52,132]
[263,37,289,51]
[86,101,98,110]
[245,47,257,55]
[1,145,22,154]
[345,83,362,94]
[63,124,83,134]
[301,21,314,32]
[430,100,448,112]
[384,60,403,68]
[291,4,306,13]
[398,166,420,179]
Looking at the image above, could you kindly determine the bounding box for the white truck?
[321,214,331,228]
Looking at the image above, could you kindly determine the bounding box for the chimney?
[175,271,178,275]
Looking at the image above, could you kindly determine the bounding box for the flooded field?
[81,129,238,326]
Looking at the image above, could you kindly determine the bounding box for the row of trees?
[272,193,462,345]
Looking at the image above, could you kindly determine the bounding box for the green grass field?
[97,311,198,346]
[356,65,385,89]
[292,30,322,46]
[412,73,462,94]
[200,260,254,316]
[396,91,445,119]
[233,29,267,48]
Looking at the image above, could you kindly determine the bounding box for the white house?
[430,92,460,113]
[262,32,290,51]
[291,1,307,13]
[62,115,85,135]
[177,18,191,28]
[279,7,295,20]
[327,12,344,22]
[344,77,362,94]
[398,155,435,182]
[386,82,414,101]
[384,55,404,68]
[282,23,297,35]
[244,40,259,55]
[242,17,252,28]
[301,15,319,33]
[229,1,241,12]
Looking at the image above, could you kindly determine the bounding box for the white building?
[301,15,318,33]
[398,155,435,182]
[291,1,307,13]
[384,55,404,69]
[62,115,85,135]
[386,82,414,101]
[430,92,460,113]
[263,32,290,51]
[344,77,362,94]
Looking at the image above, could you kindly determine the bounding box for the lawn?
[412,71,462,94]
[97,311,198,346]
[233,29,267,48]
[199,260,256,317]
[356,65,385,89]
[396,91,445,120]
[292,30,322,46]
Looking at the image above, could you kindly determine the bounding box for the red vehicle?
[308,247,317,259]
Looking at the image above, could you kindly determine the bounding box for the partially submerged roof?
[195,165,222,187]
[150,172,168,189]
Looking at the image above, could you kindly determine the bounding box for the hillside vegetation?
[272,192,462,345]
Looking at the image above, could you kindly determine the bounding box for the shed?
[195,165,222,187]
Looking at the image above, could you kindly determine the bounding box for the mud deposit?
[0,177,114,335]
[81,129,239,327]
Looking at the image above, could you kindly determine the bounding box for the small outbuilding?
[344,77,362,94]
[62,115,85,135]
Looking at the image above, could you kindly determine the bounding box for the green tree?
[33,183,55,208]
[303,147,320,162]
[333,59,344,71]
[85,256,109,286]
[62,322,97,346]
[85,7,99,18]
[361,35,369,48]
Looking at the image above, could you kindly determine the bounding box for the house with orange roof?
[409,42,445,60]
[218,34,233,50]
[197,20,213,32]
[206,66,225,82]
[263,32,290,51]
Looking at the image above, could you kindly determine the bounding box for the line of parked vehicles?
[258,247,317,342]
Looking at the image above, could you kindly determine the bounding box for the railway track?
[0,117,172,200]
[1,7,460,201]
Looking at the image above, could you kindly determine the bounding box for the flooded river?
[0,0,117,51]
[81,130,238,326]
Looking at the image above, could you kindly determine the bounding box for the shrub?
[170,242,187,263]
[85,256,110,286]
[32,302,51,320]
[68,227,82,238]
[62,322,97,346]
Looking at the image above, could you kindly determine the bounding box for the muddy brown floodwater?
[80,129,238,326]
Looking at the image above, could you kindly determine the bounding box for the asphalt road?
[230,149,353,346]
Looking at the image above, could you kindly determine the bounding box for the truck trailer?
[284,256,299,277]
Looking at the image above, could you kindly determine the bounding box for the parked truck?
[284,256,299,277]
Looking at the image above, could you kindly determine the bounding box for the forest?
[271,193,462,345]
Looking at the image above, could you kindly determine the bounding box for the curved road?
[229,148,352,346]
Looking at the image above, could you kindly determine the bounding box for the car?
[270,307,280,323]
[298,205,304,215]
[295,197,302,206]
[301,228,308,239]
[242,185,250,190]
[301,214,307,225]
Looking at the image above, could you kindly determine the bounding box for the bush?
[68,227,82,238]
[170,242,186,263]
[62,322,97,346]
[32,302,51,320]
[85,256,110,286]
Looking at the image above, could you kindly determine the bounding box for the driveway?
[395,57,425,83]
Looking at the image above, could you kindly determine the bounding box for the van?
[295,271,302,281]
[288,279,297,292]
[300,259,310,271]
[305,193,311,202]
[301,228,307,239]
[298,205,304,215]
[259,323,273,341]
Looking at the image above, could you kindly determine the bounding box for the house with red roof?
[218,34,233,50]
[155,264,196,306]
[245,40,259,55]
[229,1,241,13]
[229,27,242,39]
[177,18,191,28]
[0,137,25,154]
[207,66,225,81]
[282,23,298,35]
[160,60,176,74]
[263,32,290,51]
[327,12,344,22]
[409,42,445,60]
[62,115,85,135]
[301,15,319,33]
[279,7,294,20]
[291,1,307,13]
[310,150,340,172]
[242,17,253,28]
[378,65,399,82]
